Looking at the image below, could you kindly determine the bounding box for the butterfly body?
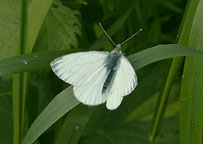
[102,44,122,93]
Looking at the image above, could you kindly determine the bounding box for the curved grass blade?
[128,44,203,70]
[20,44,203,144]
[22,86,79,144]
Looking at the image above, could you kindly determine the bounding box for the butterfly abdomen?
[102,70,116,93]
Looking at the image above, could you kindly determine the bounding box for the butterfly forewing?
[50,51,109,86]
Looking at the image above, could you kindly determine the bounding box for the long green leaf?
[20,44,203,144]
[0,49,79,76]
[22,86,79,144]
[128,44,203,70]
[0,44,202,77]
[180,0,203,143]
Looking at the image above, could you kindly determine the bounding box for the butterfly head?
[116,44,122,51]
[112,44,122,55]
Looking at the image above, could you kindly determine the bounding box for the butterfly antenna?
[99,23,117,47]
[121,29,142,46]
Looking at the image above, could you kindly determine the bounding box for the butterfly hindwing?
[73,67,109,105]
[106,55,137,110]
[50,51,109,87]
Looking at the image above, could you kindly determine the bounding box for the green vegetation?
[0,0,203,144]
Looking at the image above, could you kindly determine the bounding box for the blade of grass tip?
[12,0,28,143]
[89,5,134,50]
[150,0,200,143]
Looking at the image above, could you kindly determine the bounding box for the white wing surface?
[73,68,109,105]
[106,55,137,110]
[50,51,109,86]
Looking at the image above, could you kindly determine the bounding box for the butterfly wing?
[73,67,109,105]
[106,55,137,110]
[50,51,109,86]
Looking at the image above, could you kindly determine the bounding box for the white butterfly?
[50,23,142,110]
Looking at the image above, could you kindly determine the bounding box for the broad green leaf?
[180,0,203,143]
[55,105,89,144]
[34,0,81,51]
[0,0,20,60]
[22,86,79,144]
[27,0,53,53]
[0,44,202,76]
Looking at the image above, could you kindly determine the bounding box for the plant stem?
[12,0,28,143]
[150,57,183,143]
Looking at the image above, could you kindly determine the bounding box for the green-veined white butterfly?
[50,23,142,110]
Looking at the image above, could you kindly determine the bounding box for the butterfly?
[50,23,142,110]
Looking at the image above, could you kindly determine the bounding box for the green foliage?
[0,0,203,144]
[34,0,81,51]
[180,0,203,143]
[0,0,20,60]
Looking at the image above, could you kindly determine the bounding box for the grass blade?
[180,0,203,143]
[22,87,79,144]
[128,44,203,70]
[12,0,28,143]
[0,44,202,77]
[0,49,78,76]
